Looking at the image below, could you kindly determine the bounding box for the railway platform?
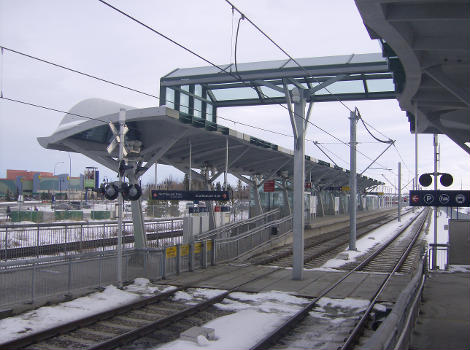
[411,270,470,350]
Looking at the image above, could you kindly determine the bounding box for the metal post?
[414,104,419,191]
[154,162,158,187]
[282,178,291,216]
[224,137,229,190]
[432,134,438,269]
[349,110,358,251]
[117,109,125,288]
[189,142,192,191]
[176,244,181,275]
[398,162,402,222]
[292,87,305,280]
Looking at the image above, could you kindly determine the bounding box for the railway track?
[251,208,413,269]
[1,208,427,350]
[249,207,429,350]
[0,267,284,350]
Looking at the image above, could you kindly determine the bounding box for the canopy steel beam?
[292,86,306,280]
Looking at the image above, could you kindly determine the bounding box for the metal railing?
[195,208,281,240]
[0,218,183,261]
[428,243,449,270]
[0,212,290,309]
[214,215,292,263]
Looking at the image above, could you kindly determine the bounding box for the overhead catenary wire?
[4,1,395,178]
[0,96,109,124]
[0,46,158,100]
[224,0,355,114]
[224,1,403,163]
[96,2,356,148]
[0,46,316,145]
[95,0,397,173]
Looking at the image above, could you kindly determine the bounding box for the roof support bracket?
[305,74,350,98]
[136,130,189,178]
[423,65,470,107]
[283,78,298,140]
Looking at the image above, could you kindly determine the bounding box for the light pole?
[67,153,72,200]
[53,161,64,176]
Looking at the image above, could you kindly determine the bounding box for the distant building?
[0,169,85,199]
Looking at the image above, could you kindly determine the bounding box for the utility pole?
[349,109,358,250]
[117,109,126,288]
[398,162,401,222]
[432,134,438,269]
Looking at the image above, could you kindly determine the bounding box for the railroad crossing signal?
[99,182,142,201]
[107,122,129,156]
[419,172,453,187]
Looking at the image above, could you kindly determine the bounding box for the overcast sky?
[0,0,468,191]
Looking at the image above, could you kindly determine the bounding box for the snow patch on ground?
[0,278,171,344]
[445,265,470,273]
[313,211,418,269]
[154,290,310,350]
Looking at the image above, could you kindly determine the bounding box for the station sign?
[151,190,230,201]
[409,190,470,207]
[325,186,350,192]
[264,180,275,192]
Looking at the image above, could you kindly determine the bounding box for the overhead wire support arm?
[283,79,298,141]
[359,141,395,176]
[312,142,339,168]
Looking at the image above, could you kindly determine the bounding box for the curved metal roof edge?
[37,98,383,187]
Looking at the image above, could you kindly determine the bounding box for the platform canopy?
[38,98,382,191]
[159,53,396,123]
[355,0,470,154]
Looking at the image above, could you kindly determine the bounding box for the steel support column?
[252,176,263,217]
[432,134,439,269]
[398,162,402,222]
[349,110,358,251]
[129,172,147,249]
[292,87,305,280]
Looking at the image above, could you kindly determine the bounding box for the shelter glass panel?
[194,85,202,117]
[211,87,259,101]
[180,85,189,114]
[366,78,395,93]
[260,86,285,98]
[207,103,213,122]
[315,80,365,95]
[165,88,175,109]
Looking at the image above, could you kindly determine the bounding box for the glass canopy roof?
[159,53,397,123]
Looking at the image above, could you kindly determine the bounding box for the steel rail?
[0,265,282,350]
[340,208,429,350]
[250,208,426,350]
[257,208,411,266]
[86,265,283,350]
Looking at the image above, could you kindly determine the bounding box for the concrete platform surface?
[411,271,470,350]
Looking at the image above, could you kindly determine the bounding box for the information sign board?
[151,190,230,201]
[409,190,470,207]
